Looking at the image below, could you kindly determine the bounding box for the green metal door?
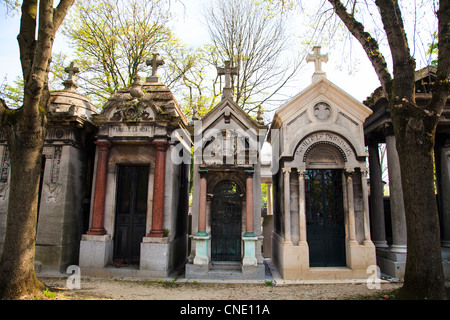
[211,180,242,261]
[305,169,346,267]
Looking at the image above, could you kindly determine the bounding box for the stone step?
[210,261,241,271]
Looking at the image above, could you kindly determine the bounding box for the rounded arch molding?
[303,142,346,169]
[286,131,362,169]
[206,172,246,195]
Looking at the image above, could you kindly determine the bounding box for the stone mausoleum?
[364,65,450,279]
[0,48,449,282]
[78,54,192,278]
[186,61,267,280]
[268,47,376,280]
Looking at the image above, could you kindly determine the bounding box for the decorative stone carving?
[313,102,332,121]
[0,148,8,199]
[46,146,63,202]
[0,147,9,183]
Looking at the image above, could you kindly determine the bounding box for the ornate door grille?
[305,169,346,267]
[211,180,242,261]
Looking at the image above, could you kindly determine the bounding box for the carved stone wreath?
[110,102,154,122]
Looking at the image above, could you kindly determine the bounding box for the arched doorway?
[305,144,346,267]
[305,169,345,267]
[211,180,242,261]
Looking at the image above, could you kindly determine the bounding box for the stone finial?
[306,46,328,83]
[192,106,200,121]
[146,53,165,83]
[217,60,239,100]
[130,75,144,99]
[63,61,80,91]
[257,105,264,124]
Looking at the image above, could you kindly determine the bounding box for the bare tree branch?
[205,0,302,112]
[328,0,392,89]
[427,0,450,115]
[53,0,75,31]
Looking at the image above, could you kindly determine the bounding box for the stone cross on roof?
[63,61,80,90]
[217,60,238,88]
[217,60,238,99]
[146,53,165,82]
[306,46,328,82]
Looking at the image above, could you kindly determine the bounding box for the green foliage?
[261,183,267,208]
[43,287,56,298]
[0,76,24,109]
[58,0,175,107]
[0,0,21,16]
[427,32,438,66]
[52,0,220,117]
[163,44,221,119]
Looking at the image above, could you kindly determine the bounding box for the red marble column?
[245,170,254,236]
[197,169,208,236]
[87,140,112,235]
[148,140,168,237]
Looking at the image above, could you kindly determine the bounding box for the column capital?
[94,140,112,150]
[244,169,255,176]
[360,167,369,177]
[366,137,379,148]
[297,168,306,176]
[282,167,291,175]
[345,168,355,176]
[381,122,394,136]
[152,140,169,151]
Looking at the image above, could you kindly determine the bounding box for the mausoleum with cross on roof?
[0,47,449,281]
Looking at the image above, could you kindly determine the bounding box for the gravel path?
[40,276,403,300]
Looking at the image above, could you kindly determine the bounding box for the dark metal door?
[114,165,149,265]
[211,180,242,261]
[306,169,346,267]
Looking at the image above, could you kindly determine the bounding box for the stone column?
[361,168,373,245]
[87,140,111,235]
[346,169,357,244]
[193,169,209,265]
[148,140,168,237]
[298,169,307,245]
[197,169,208,236]
[266,183,272,215]
[283,168,292,245]
[368,142,388,248]
[243,169,257,266]
[244,170,255,236]
[385,134,407,253]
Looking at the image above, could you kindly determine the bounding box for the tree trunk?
[0,113,46,299]
[391,102,447,299]
[0,0,74,300]
[329,0,449,299]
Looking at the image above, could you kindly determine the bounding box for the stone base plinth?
[140,237,171,276]
[192,234,210,265]
[376,248,406,279]
[79,234,113,268]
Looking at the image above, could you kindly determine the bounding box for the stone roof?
[48,89,98,121]
[98,75,187,126]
